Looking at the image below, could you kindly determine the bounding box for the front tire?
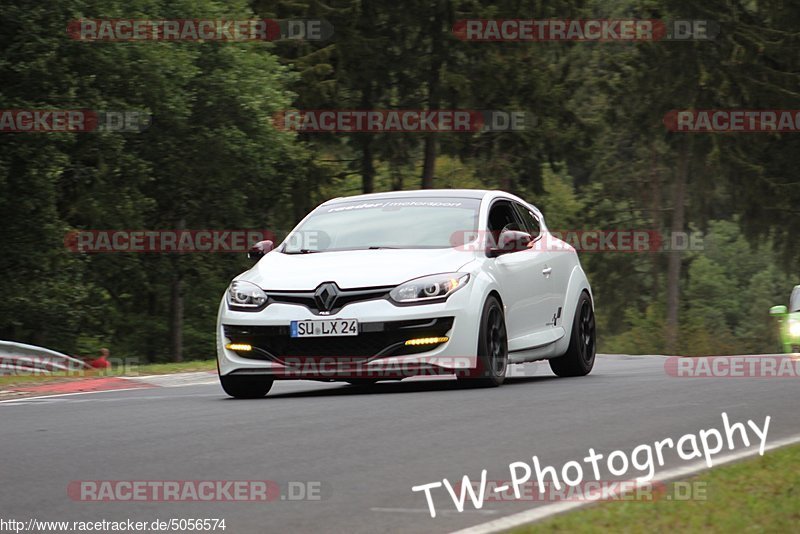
[459,296,508,387]
[219,374,274,398]
[549,292,596,377]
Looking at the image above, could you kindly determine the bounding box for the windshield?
[790,286,800,312]
[282,197,480,253]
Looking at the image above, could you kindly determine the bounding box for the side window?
[790,286,800,312]
[487,201,521,234]
[513,203,541,240]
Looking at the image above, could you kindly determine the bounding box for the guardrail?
[0,340,91,375]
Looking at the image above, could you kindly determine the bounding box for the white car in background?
[216,189,595,398]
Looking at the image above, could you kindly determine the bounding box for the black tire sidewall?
[575,292,596,371]
[220,374,274,398]
[550,291,595,376]
[475,296,508,386]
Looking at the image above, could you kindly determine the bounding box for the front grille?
[223,317,454,364]
[266,285,392,315]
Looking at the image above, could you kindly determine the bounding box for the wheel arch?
[487,289,503,309]
[553,265,593,356]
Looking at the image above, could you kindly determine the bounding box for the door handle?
[542,267,552,276]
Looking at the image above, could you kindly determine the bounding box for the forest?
[1,0,797,362]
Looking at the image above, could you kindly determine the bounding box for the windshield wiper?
[283,249,320,254]
[285,246,399,254]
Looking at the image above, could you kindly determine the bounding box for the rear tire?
[220,374,274,398]
[549,292,596,377]
[458,296,508,387]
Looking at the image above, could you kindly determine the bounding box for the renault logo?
[314,282,339,312]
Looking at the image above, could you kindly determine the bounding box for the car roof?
[319,189,544,223]
[311,189,546,229]
[323,189,502,205]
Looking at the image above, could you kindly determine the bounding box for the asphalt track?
[1,355,798,533]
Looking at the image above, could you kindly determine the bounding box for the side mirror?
[248,240,274,260]
[769,305,788,316]
[489,230,532,257]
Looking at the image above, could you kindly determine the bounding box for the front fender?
[553,264,593,356]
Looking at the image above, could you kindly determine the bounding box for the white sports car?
[216,189,595,398]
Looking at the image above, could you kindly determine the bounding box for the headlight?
[390,273,469,304]
[789,321,800,338]
[227,280,267,310]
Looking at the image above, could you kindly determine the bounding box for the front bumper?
[216,289,480,379]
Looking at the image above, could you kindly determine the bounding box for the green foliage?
[533,164,585,230]
[603,220,793,355]
[0,0,797,361]
[0,0,314,360]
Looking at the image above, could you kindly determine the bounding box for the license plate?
[290,319,359,338]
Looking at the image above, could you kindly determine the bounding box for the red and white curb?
[0,371,217,401]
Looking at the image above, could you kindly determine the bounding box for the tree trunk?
[170,271,184,362]
[421,135,437,189]
[665,137,691,354]
[421,5,445,189]
[360,82,375,194]
[291,178,308,222]
[390,160,403,190]
[170,219,185,362]
[361,136,375,193]
[650,145,662,300]
[147,289,157,361]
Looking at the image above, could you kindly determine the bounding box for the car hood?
[236,248,476,290]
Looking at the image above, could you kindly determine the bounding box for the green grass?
[0,359,216,389]
[514,444,800,533]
